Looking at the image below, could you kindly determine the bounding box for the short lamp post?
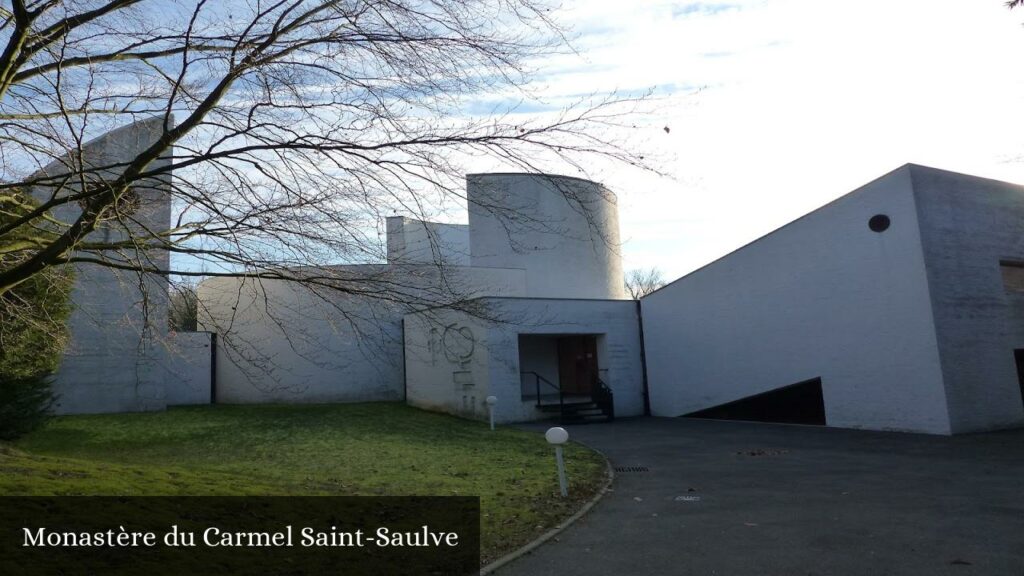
[545,426,569,497]
[485,396,497,431]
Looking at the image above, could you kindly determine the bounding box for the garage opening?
[1013,350,1024,410]
[685,377,826,425]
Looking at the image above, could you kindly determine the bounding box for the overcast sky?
[508,0,1024,281]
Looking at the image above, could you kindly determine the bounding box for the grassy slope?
[0,403,606,563]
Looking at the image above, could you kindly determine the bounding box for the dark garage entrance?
[685,377,827,425]
[1013,350,1024,409]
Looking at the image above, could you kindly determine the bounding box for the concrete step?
[537,401,598,412]
[560,413,613,424]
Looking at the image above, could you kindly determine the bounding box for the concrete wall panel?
[467,174,625,300]
[404,309,491,419]
[911,166,1024,433]
[642,166,951,434]
[162,332,213,406]
[198,265,526,404]
[35,117,173,414]
[386,216,470,265]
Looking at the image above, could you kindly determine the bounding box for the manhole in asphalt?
[614,466,649,473]
[736,448,789,457]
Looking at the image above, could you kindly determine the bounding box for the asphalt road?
[496,417,1024,576]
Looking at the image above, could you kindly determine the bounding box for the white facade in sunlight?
[29,118,209,415]
[196,173,637,418]
[404,298,644,424]
[642,165,1024,435]
[51,146,1024,435]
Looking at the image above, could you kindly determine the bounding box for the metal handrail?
[521,371,563,411]
[521,370,614,422]
[592,376,615,422]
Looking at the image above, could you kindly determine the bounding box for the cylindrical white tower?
[467,173,625,300]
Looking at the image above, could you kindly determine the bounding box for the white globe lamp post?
[485,395,498,431]
[545,426,570,497]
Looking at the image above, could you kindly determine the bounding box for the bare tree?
[168,280,197,331]
[0,0,651,325]
[624,267,664,299]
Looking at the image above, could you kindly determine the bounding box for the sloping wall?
[641,166,952,434]
[32,118,174,414]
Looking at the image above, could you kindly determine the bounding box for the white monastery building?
[49,119,1024,435]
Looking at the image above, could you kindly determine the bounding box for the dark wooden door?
[558,336,598,395]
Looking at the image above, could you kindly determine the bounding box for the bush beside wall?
[0,191,74,438]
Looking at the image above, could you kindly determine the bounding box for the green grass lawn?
[0,402,606,563]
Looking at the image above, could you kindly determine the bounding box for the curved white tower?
[467,173,625,300]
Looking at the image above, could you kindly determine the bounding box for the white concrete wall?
[198,264,526,404]
[467,174,625,300]
[386,216,470,265]
[192,172,631,409]
[642,166,952,434]
[911,165,1024,433]
[404,297,645,423]
[487,298,645,422]
[162,332,213,405]
[403,308,491,419]
[33,118,174,414]
[52,265,169,413]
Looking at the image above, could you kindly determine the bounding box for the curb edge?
[480,441,615,575]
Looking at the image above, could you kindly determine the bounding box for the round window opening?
[868,214,891,233]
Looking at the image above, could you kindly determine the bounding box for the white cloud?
[510,0,1024,279]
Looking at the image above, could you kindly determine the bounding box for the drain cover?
[737,448,789,457]
[614,466,649,473]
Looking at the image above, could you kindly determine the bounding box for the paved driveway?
[497,418,1024,576]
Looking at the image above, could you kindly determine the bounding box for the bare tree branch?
[625,267,665,299]
[1,0,657,364]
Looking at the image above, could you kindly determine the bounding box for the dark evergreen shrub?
[0,191,74,438]
[0,376,57,440]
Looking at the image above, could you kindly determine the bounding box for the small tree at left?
[0,190,74,440]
